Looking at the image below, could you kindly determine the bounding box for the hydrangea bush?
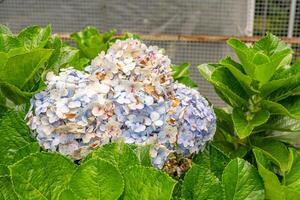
[1,25,300,200]
[26,38,216,168]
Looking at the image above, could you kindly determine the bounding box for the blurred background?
[1,0,299,106]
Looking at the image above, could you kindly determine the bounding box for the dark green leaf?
[252,139,290,172]
[0,165,9,177]
[0,176,19,200]
[198,64,248,107]
[220,57,258,94]
[193,144,230,179]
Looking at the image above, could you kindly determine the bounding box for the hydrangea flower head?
[27,38,216,169]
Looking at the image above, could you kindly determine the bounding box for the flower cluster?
[27,38,216,168]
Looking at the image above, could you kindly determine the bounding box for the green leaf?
[0,34,21,53]
[253,32,291,56]
[130,144,152,167]
[0,176,19,200]
[182,164,224,200]
[232,108,270,139]
[262,96,300,119]
[0,49,52,104]
[172,63,198,88]
[193,144,230,179]
[0,25,12,35]
[222,158,265,200]
[254,48,293,85]
[69,158,124,200]
[17,25,52,50]
[83,142,139,172]
[71,27,115,59]
[227,39,255,76]
[285,149,300,192]
[12,142,40,163]
[220,57,258,94]
[123,165,176,200]
[0,49,53,89]
[260,62,300,100]
[10,152,76,200]
[253,149,285,200]
[59,189,80,200]
[0,164,9,177]
[252,139,290,172]
[198,64,248,107]
[0,111,36,165]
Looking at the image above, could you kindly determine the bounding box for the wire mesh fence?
[0,0,299,106]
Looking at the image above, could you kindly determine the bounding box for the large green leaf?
[0,176,19,200]
[262,96,300,119]
[69,158,124,200]
[83,142,139,172]
[123,165,176,200]
[17,25,51,50]
[0,111,36,165]
[232,108,270,139]
[253,149,285,200]
[252,139,290,172]
[193,144,230,179]
[10,152,76,200]
[0,49,52,104]
[182,164,223,200]
[222,158,265,200]
[198,64,248,107]
[0,49,53,89]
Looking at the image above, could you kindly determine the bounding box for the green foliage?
[199,33,300,199]
[68,158,124,200]
[0,24,87,106]
[1,24,300,200]
[171,63,198,88]
[182,157,265,200]
[70,26,115,59]
[182,164,223,200]
[123,165,176,200]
